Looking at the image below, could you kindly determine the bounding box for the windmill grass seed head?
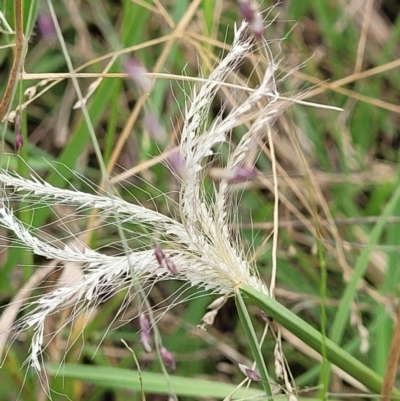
[0,20,294,375]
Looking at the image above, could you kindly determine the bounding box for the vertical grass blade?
[235,288,273,400]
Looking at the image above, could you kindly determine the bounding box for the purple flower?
[15,134,23,153]
[14,115,23,153]
[164,255,178,275]
[160,346,176,371]
[239,363,261,381]
[238,0,264,40]
[139,314,152,353]
[154,244,165,267]
[168,150,187,179]
[37,13,56,43]
[227,167,256,183]
[239,0,255,22]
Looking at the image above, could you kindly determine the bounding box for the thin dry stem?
[0,0,23,122]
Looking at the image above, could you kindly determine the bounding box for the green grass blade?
[235,288,273,399]
[46,363,264,400]
[330,179,400,346]
[239,283,396,396]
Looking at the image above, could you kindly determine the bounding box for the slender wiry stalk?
[0,0,23,123]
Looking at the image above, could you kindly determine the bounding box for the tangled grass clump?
[1,1,400,400]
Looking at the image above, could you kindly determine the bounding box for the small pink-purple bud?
[124,58,152,93]
[245,368,261,381]
[160,346,176,371]
[164,255,178,275]
[239,363,261,381]
[15,114,21,133]
[15,133,23,153]
[250,14,264,41]
[228,167,256,183]
[168,150,187,179]
[144,111,167,144]
[139,313,150,333]
[14,115,23,153]
[238,0,264,40]
[239,0,255,22]
[140,331,152,353]
[37,13,56,43]
[154,244,165,267]
[139,314,152,353]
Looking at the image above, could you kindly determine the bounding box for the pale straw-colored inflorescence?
[0,21,288,373]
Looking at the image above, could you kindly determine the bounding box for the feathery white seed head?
[0,20,299,374]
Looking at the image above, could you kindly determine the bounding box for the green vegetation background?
[1,0,400,400]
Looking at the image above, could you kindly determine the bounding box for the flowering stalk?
[0,22,280,379]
